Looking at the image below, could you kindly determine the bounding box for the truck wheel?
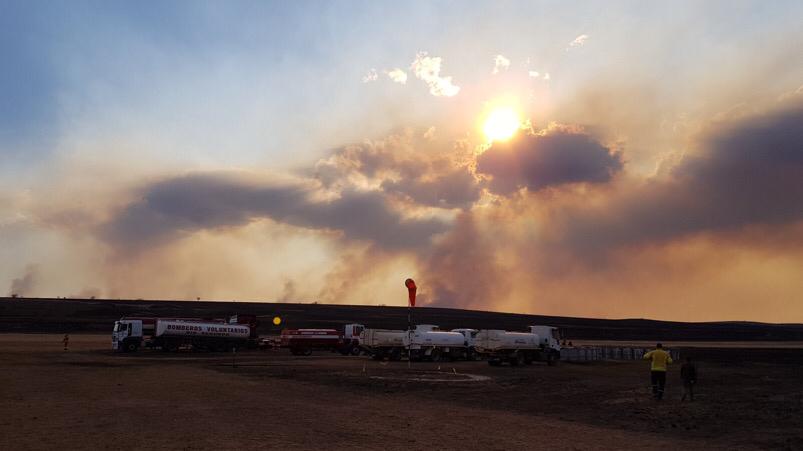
[125,342,139,353]
[510,352,524,366]
[546,352,557,366]
[301,348,312,356]
[350,346,361,356]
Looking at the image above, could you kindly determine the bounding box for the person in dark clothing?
[681,357,697,401]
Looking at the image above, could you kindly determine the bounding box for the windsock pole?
[405,278,417,369]
[407,304,411,368]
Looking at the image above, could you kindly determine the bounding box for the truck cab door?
[132,321,142,338]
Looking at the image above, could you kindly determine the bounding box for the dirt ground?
[1,334,801,450]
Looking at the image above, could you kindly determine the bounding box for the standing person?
[62,333,69,351]
[643,343,673,400]
[681,357,697,402]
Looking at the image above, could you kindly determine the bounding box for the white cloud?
[361,68,378,83]
[492,54,511,74]
[568,34,589,48]
[410,52,460,97]
[528,70,540,78]
[386,68,408,84]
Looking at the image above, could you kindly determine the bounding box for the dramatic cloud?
[421,212,508,309]
[492,54,511,74]
[476,124,624,194]
[568,34,589,48]
[386,68,408,84]
[557,103,803,256]
[381,168,481,209]
[101,173,449,251]
[411,52,460,97]
[313,131,482,209]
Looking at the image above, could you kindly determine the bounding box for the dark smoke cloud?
[313,132,482,209]
[420,212,509,308]
[101,173,449,250]
[381,168,481,209]
[558,103,803,256]
[477,125,624,194]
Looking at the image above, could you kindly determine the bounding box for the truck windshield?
[113,322,122,332]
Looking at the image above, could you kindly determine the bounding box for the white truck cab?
[112,319,143,352]
[451,328,478,347]
[529,325,562,353]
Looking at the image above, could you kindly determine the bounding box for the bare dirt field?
[1,334,802,450]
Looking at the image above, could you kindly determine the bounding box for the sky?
[1,1,802,322]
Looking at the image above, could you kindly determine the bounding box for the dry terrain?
[1,334,802,450]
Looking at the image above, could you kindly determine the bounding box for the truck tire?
[125,341,139,353]
[546,351,557,366]
[350,346,361,356]
[510,352,524,366]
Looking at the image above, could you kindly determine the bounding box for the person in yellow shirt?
[643,343,673,400]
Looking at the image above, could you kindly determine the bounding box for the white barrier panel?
[559,346,679,362]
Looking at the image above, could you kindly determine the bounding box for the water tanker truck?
[361,325,468,361]
[280,324,364,356]
[474,325,562,366]
[112,315,258,352]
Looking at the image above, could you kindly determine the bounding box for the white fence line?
[560,346,680,362]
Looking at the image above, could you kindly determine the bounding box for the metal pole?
[407,304,411,368]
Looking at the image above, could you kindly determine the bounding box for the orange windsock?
[405,278,417,307]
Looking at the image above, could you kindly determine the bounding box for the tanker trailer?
[280,324,365,356]
[407,325,467,361]
[153,320,251,352]
[360,328,407,360]
[475,325,561,366]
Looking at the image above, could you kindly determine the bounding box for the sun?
[482,107,521,142]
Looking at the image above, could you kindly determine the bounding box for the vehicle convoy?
[361,325,469,361]
[112,315,259,352]
[474,326,562,366]
[279,324,364,356]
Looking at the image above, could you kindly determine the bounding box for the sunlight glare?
[482,107,521,142]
